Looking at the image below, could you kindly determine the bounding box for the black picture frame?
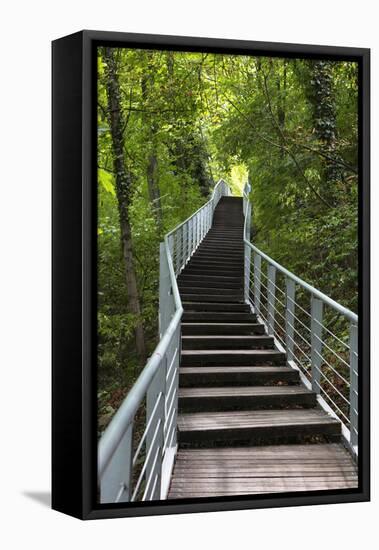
[52,30,370,520]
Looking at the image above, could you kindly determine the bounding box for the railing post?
[146,356,166,500]
[188,218,192,259]
[182,222,188,268]
[159,242,171,338]
[168,235,176,273]
[244,202,251,241]
[173,231,180,275]
[167,323,181,449]
[311,296,323,393]
[244,242,251,304]
[196,209,201,246]
[349,322,358,448]
[267,265,276,336]
[285,278,295,363]
[100,423,133,503]
[253,252,261,315]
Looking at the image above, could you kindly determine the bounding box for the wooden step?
[179,366,299,386]
[198,243,244,250]
[183,268,244,277]
[194,256,242,262]
[207,235,243,238]
[185,258,243,267]
[182,312,257,322]
[204,229,242,232]
[193,253,244,262]
[178,409,341,445]
[193,251,244,259]
[209,234,243,238]
[196,246,243,253]
[182,302,250,312]
[179,285,243,295]
[179,386,316,412]
[180,276,243,286]
[201,238,243,243]
[168,444,358,498]
[180,294,244,304]
[178,271,243,288]
[181,322,265,335]
[188,259,242,269]
[206,232,243,236]
[182,335,274,349]
[181,349,286,366]
[203,242,243,246]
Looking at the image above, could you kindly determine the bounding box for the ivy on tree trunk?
[103,47,146,363]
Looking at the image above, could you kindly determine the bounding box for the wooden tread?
[182,300,250,313]
[182,312,257,322]
[181,322,264,335]
[168,444,358,498]
[178,409,341,444]
[182,334,274,349]
[179,365,300,386]
[181,349,286,366]
[179,385,316,411]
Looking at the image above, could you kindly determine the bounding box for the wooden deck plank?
[179,386,311,397]
[178,409,339,429]
[168,444,358,498]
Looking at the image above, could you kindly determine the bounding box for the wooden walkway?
[168,197,357,498]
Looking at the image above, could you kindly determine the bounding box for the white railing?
[243,182,358,458]
[98,179,231,503]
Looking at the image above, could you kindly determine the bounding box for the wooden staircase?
[168,196,358,499]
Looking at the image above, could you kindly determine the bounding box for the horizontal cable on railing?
[164,408,177,449]
[249,273,287,308]
[141,446,161,501]
[318,386,351,425]
[245,241,358,324]
[131,418,162,501]
[164,389,177,430]
[249,263,286,296]
[133,392,163,467]
[285,332,312,364]
[144,473,159,503]
[165,364,178,403]
[314,318,351,351]
[311,361,350,405]
[285,319,312,349]
[312,348,351,389]
[166,347,178,382]
[312,332,351,370]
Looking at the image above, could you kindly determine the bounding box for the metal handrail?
[98,178,231,503]
[244,240,358,324]
[242,181,358,458]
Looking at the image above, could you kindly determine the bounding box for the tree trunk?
[147,152,162,227]
[307,60,343,196]
[103,47,146,363]
[277,60,286,130]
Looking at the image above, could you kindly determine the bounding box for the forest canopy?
[97,47,358,431]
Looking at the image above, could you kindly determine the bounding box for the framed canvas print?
[52,30,370,520]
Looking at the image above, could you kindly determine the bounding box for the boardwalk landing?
[168,197,357,499]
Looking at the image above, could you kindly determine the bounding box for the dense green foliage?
[97,49,358,431]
